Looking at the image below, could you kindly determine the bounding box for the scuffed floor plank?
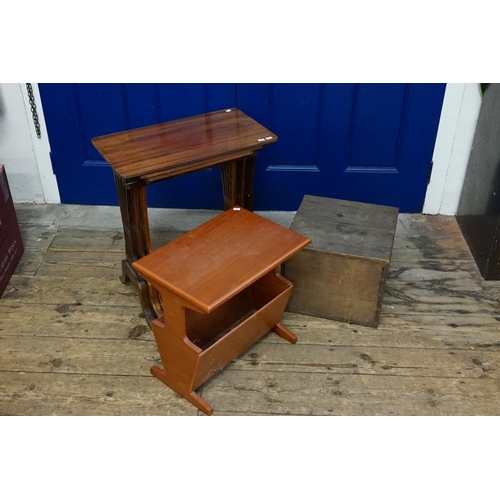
[0,372,197,416]
[0,304,147,339]
[36,251,123,278]
[382,285,500,316]
[203,371,500,416]
[18,224,57,250]
[13,249,46,276]
[0,332,496,385]
[0,336,160,376]
[48,227,184,253]
[2,305,499,355]
[2,275,140,307]
[225,340,498,379]
[49,227,126,252]
[280,313,500,349]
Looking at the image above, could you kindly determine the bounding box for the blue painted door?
[39,83,445,212]
[39,84,237,209]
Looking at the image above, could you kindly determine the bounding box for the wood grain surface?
[132,207,311,312]
[283,195,398,327]
[1,211,500,415]
[92,108,277,181]
[290,195,398,260]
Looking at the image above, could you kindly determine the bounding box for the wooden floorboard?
[202,371,500,416]
[1,213,499,416]
[0,371,197,416]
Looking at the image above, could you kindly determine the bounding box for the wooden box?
[282,195,398,327]
[0,165,24,298]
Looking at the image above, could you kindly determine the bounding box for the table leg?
[221,153,256,211]
[114,172,162,324]
[150,366,214,416]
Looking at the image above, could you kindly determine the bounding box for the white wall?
[0,83,44,202]
[0,83,59,203]
[0,83,482,214]
[424,83,482,215]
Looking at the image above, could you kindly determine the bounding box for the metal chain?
[26,83,41,139]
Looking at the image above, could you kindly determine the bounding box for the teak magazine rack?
[132,207,311,415]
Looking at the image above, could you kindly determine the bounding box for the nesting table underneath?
[132,207,311,415]
[92,108,278,325]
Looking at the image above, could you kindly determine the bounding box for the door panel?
[348,83,407,167]
[237,83,445,211]
[39,83,237,208]
[237,84,332,210]
[337,83,446,211]
[270,84,321,165]
[39,83,445,212]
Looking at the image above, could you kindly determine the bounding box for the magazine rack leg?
[150,366,213,416]
[148,292,215,416]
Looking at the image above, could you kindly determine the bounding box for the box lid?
[133,207,311,313]
[290,195,398,262]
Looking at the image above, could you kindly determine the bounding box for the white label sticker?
[233,207,241,211]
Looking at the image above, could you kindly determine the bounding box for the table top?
[92,108,277,182]
[132,207,311,313]
[290,195,398,262]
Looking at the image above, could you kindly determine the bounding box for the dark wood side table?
[92,109,277,324]
[132,207,311,415]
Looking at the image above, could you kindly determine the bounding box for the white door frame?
[21,83,60,203]
[424,83,482,215]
